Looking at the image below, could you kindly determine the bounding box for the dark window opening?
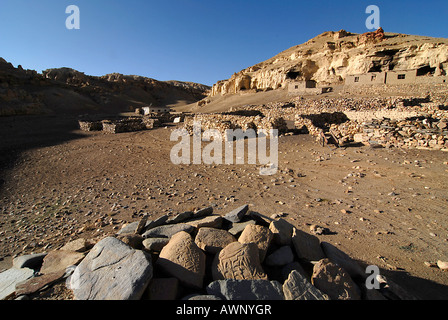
[416,66,436,76]
[371,75,377,81]
[354,77,360,83]
[368,64,382,73]
[286,71,301,80]
[295,85,299,89]
[398,74,406,80]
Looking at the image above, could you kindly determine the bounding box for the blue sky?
[0,0,447,86]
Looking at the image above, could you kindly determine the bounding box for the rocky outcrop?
[209,29,448,96]
[0,58,209,116]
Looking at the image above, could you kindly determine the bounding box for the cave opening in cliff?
[416,65,436,76]
[286,70,301,80]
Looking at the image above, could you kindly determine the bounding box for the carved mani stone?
[212,242,267,281]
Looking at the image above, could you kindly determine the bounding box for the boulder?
[156,231,206,289]
[228,220,256,236]
[238,224,273,262]
[60,238,89,253]
[142,238,170,252]
[311,258,361,300]
[0,268,35,300]
[283,270,329,300]
[70,237,153,300]
[12,253,47,270]
[223,205,249,223]
[40,250,85,275]
[195,227,236,254]
[321,242,365,279]
[212,242,267,281]
[186,215,223,229]
[207,279,284,300]
[142,223,195,239]
[291,228,326,262]
[269,218,294,246]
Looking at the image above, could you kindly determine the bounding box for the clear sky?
[0,0,447,86]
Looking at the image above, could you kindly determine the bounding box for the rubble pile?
[1,204,428,300]
[184,113,288,139]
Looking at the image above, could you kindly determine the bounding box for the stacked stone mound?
[1,205,425,300]
[184,114,288,140]
[78,120,103,132]
[102,118,147,134]
[78,115,166,134]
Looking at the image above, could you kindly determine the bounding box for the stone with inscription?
[157,231,206,289]
[212,242,267,281]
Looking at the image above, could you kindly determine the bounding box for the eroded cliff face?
[0,59,210,115]
[210,29,448,96]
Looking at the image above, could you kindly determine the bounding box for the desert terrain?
[1,28,448,301]
[0,96,447,299]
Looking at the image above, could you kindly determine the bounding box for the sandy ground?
[0,114,448,300]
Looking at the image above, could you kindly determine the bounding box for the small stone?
[60,238,88,253]
[15,270,66,296]
[166,211,194,224]
[227,220,256,236]
[186,215,222,229]
[116,234,144,249]
[321,242,365,279]
[142,223,195,239]
[142,238,170,252]
[223,205,249,223]
[195,227,236,254]
[437,260,448,270]
[424,261,437,268]
[40,250,85,275]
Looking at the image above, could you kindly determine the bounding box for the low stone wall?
[102,118,147,134]
[184,113,288,140]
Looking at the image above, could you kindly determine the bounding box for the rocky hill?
[0,58,210,116]
[210,29,448,96]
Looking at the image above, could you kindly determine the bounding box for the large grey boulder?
[70,237,153,300]
[207,279,284,300]
[0,267,35,300]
